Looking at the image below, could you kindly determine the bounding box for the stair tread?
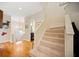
[49,27,64,30]
[31,49,48,57]
[43,36,64,39]
[40,39,64,51]
[41,39,64,47]
[30,49,39,57]
[38,50,49,57]
[44,33,64,38]
[46,29,64,32]
[38,45,64,56]
[43,37,64,44]
[45,32,64,34]
[46,31,64,34]
[47,28,64,30]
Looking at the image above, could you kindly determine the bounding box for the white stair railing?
[65,15,74,57]
[34,19,46,48]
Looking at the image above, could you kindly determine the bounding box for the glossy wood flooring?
[0,40,32,57]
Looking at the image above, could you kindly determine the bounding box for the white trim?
[65,14,74,57]
[37,29,46,48]
[35,19,45,33]
[65,15,74,35]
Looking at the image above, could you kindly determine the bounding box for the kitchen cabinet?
[0,10,3,28]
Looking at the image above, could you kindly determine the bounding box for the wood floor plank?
[0,40,32,57]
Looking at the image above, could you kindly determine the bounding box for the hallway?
[0,2,75,57]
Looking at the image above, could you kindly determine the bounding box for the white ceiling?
[0,2,43,17]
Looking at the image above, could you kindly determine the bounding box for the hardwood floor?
[0,40,32,57]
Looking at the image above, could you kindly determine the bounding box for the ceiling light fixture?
[19,7,22,10]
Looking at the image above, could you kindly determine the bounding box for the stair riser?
[46,30,64,33]
[43,37,64,44]
[44,33,64,38]
[43,36,64,39]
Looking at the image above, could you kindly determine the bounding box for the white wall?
[3,13,11,22]
[25,3,65,42]
[0,13,11,43]
[65,3,79,30]
[24,10,45,40]
[43,3,65,28]
[11,16,25,41]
